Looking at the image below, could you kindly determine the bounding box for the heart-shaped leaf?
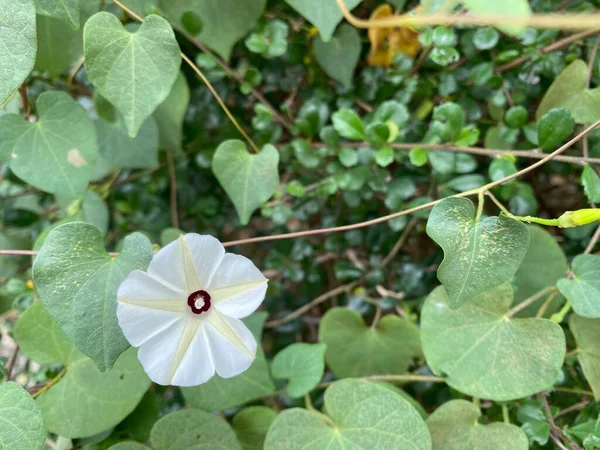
[0,382,46,450]
[33,222,154,371]
[313,24,361,89]
[511,225,567,317]
[161,0,266,60]
[319,307,422,378]
[15,302,151,438]
[232,407,277,450]
[582,164,600,204]
[426,197,529,309]
[536,60,600,124]
[569,314,600,400]
[421,283,565,401]
[212,140,280,225]
[264,379,431,450]
[35,0,79,28]
[181,313,276,411]
[150,409,242,450]
[271,343,326,398]
[0,0,36,104]
[154,72,189,151]
[84,13,181,137]
[284,0,362,42]
[427,400,528,450]
[558,255,600,318]
[0,91,98,199]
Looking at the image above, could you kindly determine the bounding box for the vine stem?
[166,150,179,229]
[585,223,600,254]
[111,0,259,153]
[312,141,600,165]
[336,0,600,30]
[265,281,359,328]
[31,368,67,399]
[5,344,19,381]
[540,392,584,450]
[505,286,557,318]
[317,374,445,389]
[379,217,417,268]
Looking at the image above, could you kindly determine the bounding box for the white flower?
[116,234,268,386]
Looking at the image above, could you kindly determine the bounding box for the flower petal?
[117,302,184,347]
[117,270,186,312]
[171,322,216,386]
[206,312,257,378]
[183,234,226,287]
[146,238,188,292]
[136,317,188,385]
[209,253,268,318]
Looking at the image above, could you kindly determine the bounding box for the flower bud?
[557,209,600,228]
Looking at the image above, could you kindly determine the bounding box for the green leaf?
[332,108,365,140]
[0,382,46,450]
[504,106,528,129]
[432,26,456,47]
[0,91,98,199]
[410,147,428,166]
[284,0,362,42]
[373,100,409,127]
[94,114,159,177]
[473,27,499,50]
[116,391,159,442]
[271,343,326,398]
[426,197,530,309]
[35,14,82,78]
[582,164,600,204]
[264,379,431,450]
[14,302,151,438]
[33,222,154,371]
[537,108,575,151]
[181,313,276,411]
[427,400,528,450]
[536,60,600,124]
[245,20,288,58]
[313,24,360,89]
[569,314,600,400]
[558,255,600,318]
[511,225,567,317]
[338,148,358,167]
[375,146,394,167]
[212,140,280,225]
[35,0,79,28]
[318,307,421,378]
[84,13,181,137]
[150,409,242,450]
[77,191,110,235]
[432,102,464,141]
[462,0,531,36]
[421,283,565,401]
[153,72,190,151]
[232,407,277,450]
[162,0,266,60]
[0,0,36,105]
[108,444,152,450]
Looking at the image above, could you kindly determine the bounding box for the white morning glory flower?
[116,234,268,386]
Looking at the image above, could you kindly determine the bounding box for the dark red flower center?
[187,290,211,315]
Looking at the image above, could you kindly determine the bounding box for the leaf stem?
[554,386,594,396]
[536,292,559,318]
[485,191,511,216]
[110,0,260,153]
[317,373,446,389]
[31,368,67,399]
[475,191,485,222]
[550,301,572,323]
[502,404,510,424]
[505,286,557,319]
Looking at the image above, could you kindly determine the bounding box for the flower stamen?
[187,290,211,315]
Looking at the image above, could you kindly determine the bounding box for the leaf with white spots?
[427,400,528,450]
[33,222,154,371]
[271,343,326,398]
[0,382,46,450]
[558,254,600,318]
[264,379,432,450]
[14,302,151,439]
[0,0,36,105]
[150,409,242,450]
[421,283,565,401]
[83,13,181,137]
[181,313,275,410]
[0,91,98,199]
[426,197,530,309]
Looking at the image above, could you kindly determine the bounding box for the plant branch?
[5,344,19,381]
[336,0,600,30]
[18,85,30,119]
[505,286,557,318]
[317,373,446,389]
[265,281,359,328]
[380,217,417,268]
[540,392,583,450]
[172,25,294,131]
[312,141,600,165]
[585,223,600,254]
[496,28,600,72]
[166,150,179,229]
[111,0,259,153]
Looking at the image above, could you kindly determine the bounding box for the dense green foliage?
[2,0,600,449]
